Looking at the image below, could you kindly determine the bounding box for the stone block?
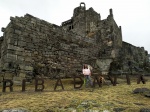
[25,57,32,62]
[7,49,15,54]
[18,41,26,47]
[133,88,150,94]
[8,44,24,52]
[15,51,23,56]
[0,76,3,82]
[4,72,14,80]
[33,51,38,55]
[10,16,15,21]
[16,46,24,51]
[17,56,24,62]
[22,32,28,36]
[7,38,17,44]
[96,59,112,71]
[13,76,23,85]
[24,52,32,56]
[15,29,22,35]
[26,43,34,48]
[19,72,26,78]
[8,44,17,50]
[1,108,29,112]
[25,66,33,71]
[7,53,17,60]
[19,64,25,70]
[140,108,150,112]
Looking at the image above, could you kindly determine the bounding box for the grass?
[0,76,150,112]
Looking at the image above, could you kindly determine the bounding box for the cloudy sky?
[0,0,150,54]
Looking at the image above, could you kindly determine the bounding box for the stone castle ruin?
[0,3,149,80]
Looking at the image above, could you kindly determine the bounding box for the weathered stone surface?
[77,100,101,109]
[96,59,112,73]
[140,108,150,112]
[134,103,145,106]
[144,92,150,98]
[133,88,150,94]
[6,53,17,60]
[3,72,14,80]
[113,108,126,112]
[18,72,26,78]
[13,76,23,85]
[0,75,3,83]
[2,108,29,112]
[24,66,33,71]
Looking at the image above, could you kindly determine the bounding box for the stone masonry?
[0,2,149,79]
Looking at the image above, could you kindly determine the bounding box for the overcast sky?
[0,0,150,54]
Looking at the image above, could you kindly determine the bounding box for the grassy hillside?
[0,76,150,112]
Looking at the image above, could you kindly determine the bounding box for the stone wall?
[121,42,149,72]
[62,3,122,59]
[0,14,100,78]
[0,36,3,58]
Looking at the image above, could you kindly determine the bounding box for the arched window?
[68,25,74,30]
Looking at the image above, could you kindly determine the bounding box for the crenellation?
[109,8,113,17]
[1,27,5,32]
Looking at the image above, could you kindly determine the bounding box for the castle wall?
[97,16,122,59]
[121,41,149,71]
[62,4,101,37]
[62,5,123,60]
[0,37,3,58]
[0,14,100,78]
[122,42,148,61]
[85,8,100,33]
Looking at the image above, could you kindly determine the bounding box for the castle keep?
[0,3,149,79]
